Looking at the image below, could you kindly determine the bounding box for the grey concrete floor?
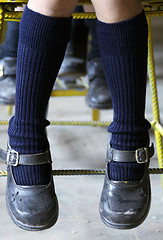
[0,17,163,240]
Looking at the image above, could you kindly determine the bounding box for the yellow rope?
[1,120,163,128]
[73,12,96,19]
[1,168,163,177]
[50,120,110,126]
[0,120,8,125]
[151,121,163,136]
[147,17,163,171]
[0,120,111,126]
[0,0,162,4]
[3,10,163,22]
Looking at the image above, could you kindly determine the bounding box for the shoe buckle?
[135,147,149,164]
[6,149,19,166]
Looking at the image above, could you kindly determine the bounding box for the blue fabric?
[13,164,52,186]
[8,6,71,154]
[97,12,150,180]
[8,6,71,185]
[0,22,19,58]
[97,11,150,151]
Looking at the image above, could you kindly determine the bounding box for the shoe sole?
[58,71,86,77]
[99,192,151,230]
[86,96,112,110]
[6,191,59,231]
[0,98,15,105]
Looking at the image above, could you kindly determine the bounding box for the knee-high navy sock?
[97,11,150,181]
[8,6,72,185]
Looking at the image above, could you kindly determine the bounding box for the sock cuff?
[108,162,145,181]
[19,6,72,51]
[96,11,148,56]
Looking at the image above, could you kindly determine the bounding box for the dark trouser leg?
[85,18,112,109]
[58,6,88,77]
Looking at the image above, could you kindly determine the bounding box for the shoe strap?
[107,143,154,164]
[0,146,52,167]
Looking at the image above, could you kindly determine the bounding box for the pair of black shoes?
[0,44,112,109]
[0,140,154,231]
[58,42,112,110]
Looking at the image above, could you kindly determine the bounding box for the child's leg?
[91,0,149,177]
[92,0,142,23]
[8,0,78,185]
[91,0,154,229]
[5,0,78,231]
[28,0,78,17]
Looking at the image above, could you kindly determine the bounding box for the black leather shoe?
[86,58,112,109]
[58,41,86,78]
[99,141,154,229]
[0,57,16,105]
[0,145,58,231]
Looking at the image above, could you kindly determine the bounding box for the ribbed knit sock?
[8,6,72,185]
[0,22,19,58]
[97,11,150,181]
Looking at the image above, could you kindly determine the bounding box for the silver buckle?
[135,147,149,164]
[6,149,19,166]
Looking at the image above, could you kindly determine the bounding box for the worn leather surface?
[6,149,58,231]
[58,42,86,77]
[107,143,154,163]
[0,57,16,104]
[0,145,52,166]
[99,142,152,229]
[86,58,112,109]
